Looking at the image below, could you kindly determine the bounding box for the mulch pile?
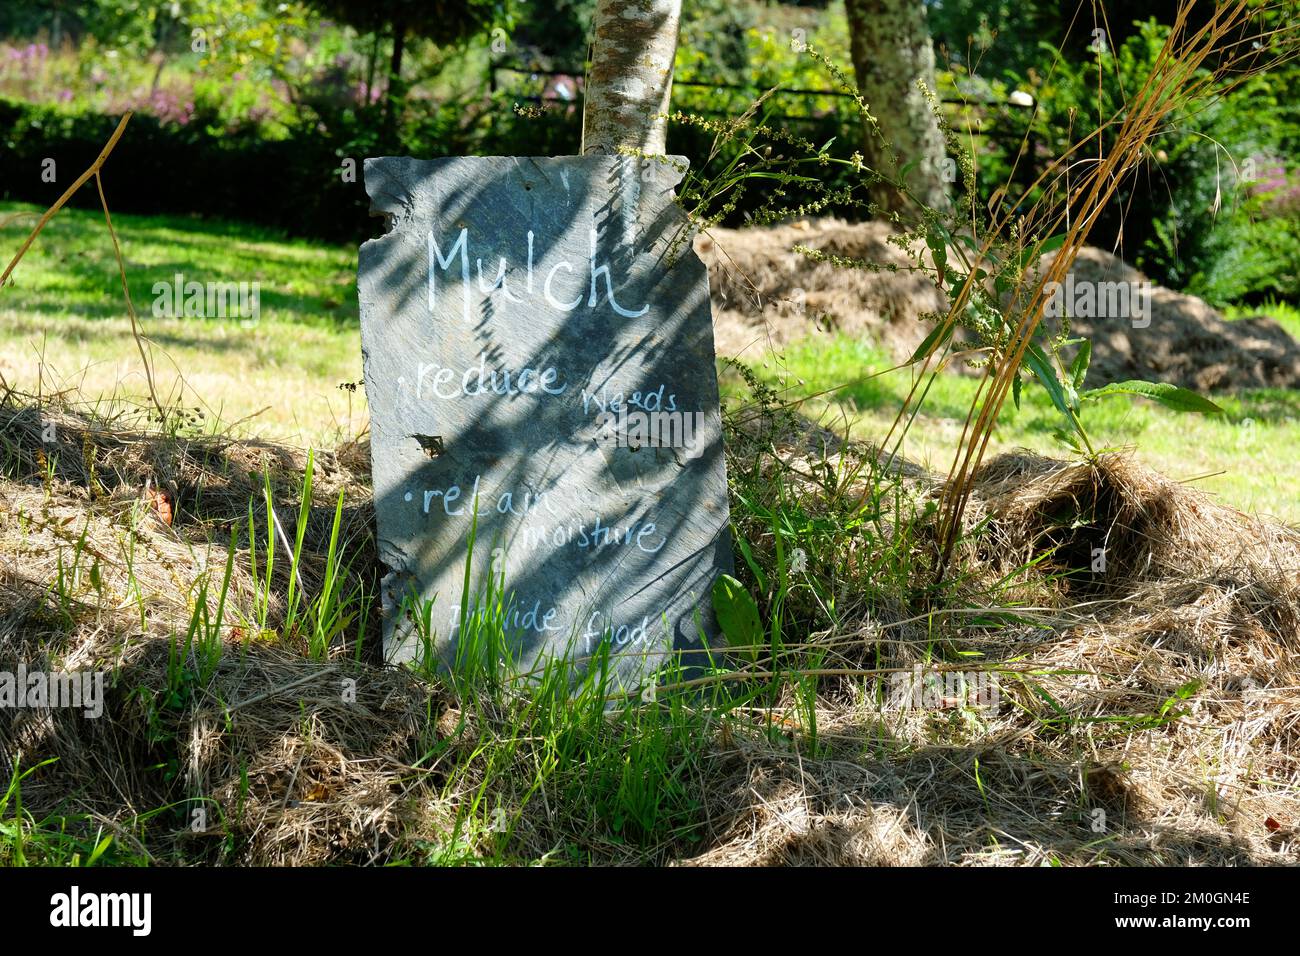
[701,219,1300,390]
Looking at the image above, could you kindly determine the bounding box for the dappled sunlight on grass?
[0,201,357,327]
[728,334,1300,523]
[0,202,363,445]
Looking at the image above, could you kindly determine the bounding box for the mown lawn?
[3,199,1296,521]
[731,334,1300,524]
[0,202,364,445]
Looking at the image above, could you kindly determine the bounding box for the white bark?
[582,0,682,156]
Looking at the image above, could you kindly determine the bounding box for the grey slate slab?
[358,154,732,692]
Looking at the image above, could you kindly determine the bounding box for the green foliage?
[928,0,1063,79]
[1,758,134,866]
[980,17,1300,304]
[509,0,593,66]
[302,0,499,48]
[0,96,375,241]
[0,1,159,51]
[4,0,1300,306]
[711,573,763,662]
[1174,203,1300,306]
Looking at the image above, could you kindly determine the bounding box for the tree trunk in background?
[389,26,406,90]
[844,0,948,218]
[582,0,682,155]
[365,30,380,104]
[383,18,407,127]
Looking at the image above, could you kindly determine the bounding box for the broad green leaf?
[1023,342,1074,418]
[908,319,953,364]
[711,574,763,662]
[1081,380,1225,414]
[1069,339,1092,389]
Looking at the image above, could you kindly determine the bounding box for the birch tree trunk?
[581,0,682,156]
[844,0,948,217]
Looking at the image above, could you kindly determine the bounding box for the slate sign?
[358,155,732,689]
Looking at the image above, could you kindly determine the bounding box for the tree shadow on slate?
[359,153,733,695]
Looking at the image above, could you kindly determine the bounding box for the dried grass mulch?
[2,395,1299,865]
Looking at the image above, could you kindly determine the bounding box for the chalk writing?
[429,228,651,322]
